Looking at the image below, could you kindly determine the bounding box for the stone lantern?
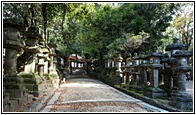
[166,37,183,57]
[37,43,50,77]
[169,44,193,110]
[53,56,58,72]
[24,27,39,46]
[3,19,24,76]
[104,55,109,68]
[138,52,148,86]
[48,43,59,88]
[3,19,26,98]
[125,58,131,84]
[48,43,57,75]
[145,47,166,98]
[160,53,173,96]
[37,53,45,77]
[115,54,123,72]
[165,37,184,90]
[41,47,50,74]
[130,53,140,87]
[23,26,45,97]
[23,27,40,73]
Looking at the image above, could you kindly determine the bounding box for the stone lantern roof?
[103,54,113,60]
[3,19,24,30]
[24,26,40,40]
[115,54,123,62]
[165,37,184,51]
[138,52,148,60]
[173,44,193,58]
[148,52,165,58]
[146,47,165,58]
[173,51,193,57]
[3,19,24,51]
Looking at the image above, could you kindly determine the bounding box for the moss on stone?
[18,72,36,78]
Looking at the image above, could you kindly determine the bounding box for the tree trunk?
[42,3,47,42]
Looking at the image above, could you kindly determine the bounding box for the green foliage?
[18,72,36,78]
[171,3,193,47]
[124,31,150,50]
[18,72,41,84]
[49,74,57,78]
[3,2,184,66]
[79,3,178,59]
[43,73,51,80]
[97,67,117,86]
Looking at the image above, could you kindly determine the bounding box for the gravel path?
[40,76,168,113]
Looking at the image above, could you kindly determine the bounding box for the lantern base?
[144,87,167,98]
[169,91,193,110]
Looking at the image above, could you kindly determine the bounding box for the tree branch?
[10,3,29,27]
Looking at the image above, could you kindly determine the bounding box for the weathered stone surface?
[144,88,167,98]
[4,49,19,76]
[3,103,10,112]
[169,91,193,110]
[14,90,24,98]
[3,76,23,84]
[4,84,23,90]
[24,84,34,91]
[23,78,36,84]
[8,99,18,111]
[33,84,44,91]
[3,40,24,51]
[3,93,10,103]
[26,38,39,46]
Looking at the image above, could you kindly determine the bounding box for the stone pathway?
[40,75,168,112]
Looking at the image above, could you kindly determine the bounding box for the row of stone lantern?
[97,35,193,110]
[103,37,193,110]
[23,25,59,79]
[3,19,59,99]
[127,38,192,110]
[126,49,166,98]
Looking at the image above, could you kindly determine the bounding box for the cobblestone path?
[40,75,168,113]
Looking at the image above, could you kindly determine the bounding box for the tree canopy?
[3,2,193,63]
